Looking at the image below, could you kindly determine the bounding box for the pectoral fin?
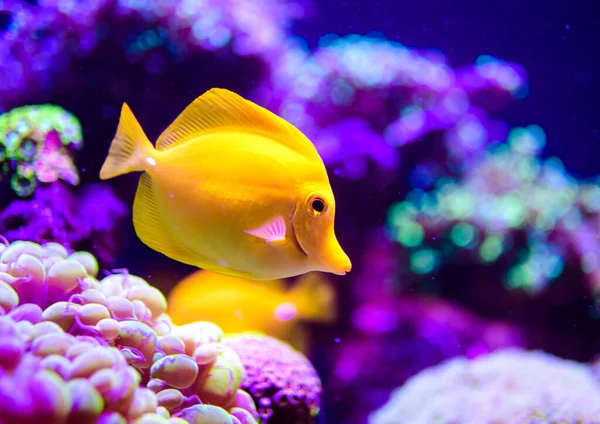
[244,216,287,243]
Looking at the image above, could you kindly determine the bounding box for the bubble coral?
[255,34,527,179]
[0,104,83,196]
[0,182,127,266]
[0,239,260,424]
[224,332,322,424]
[387,124,600,295]
[368,348,600,424]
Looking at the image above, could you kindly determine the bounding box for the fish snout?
[330,254,352,275]
[319,237,352,275]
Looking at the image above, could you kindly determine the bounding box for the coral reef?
[369,348,600,424]
[0,239,260,423]
[225,332,322,424]
[255,34,527,179]
[0,183,127,266]
[0,104,82,196]
[330,296,523,424]
[0,103,127,265]
[388,124,600,295]
[0,0,306,109]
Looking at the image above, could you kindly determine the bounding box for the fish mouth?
[324,255,352,275]
[318,233,352,275]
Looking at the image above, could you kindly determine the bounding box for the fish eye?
[312,199,325,213]
[307,195,328,216]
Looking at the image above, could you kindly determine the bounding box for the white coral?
[369,348,600,424]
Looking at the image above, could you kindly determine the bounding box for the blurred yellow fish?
[99,88,351,280]
[166,270,336,352]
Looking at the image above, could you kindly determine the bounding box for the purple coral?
[224,332,322,424]
[369,349,600,424]
[0,182,127,265]
[0,0,305,109]
[330,296,523,424]
[255,35,526,178]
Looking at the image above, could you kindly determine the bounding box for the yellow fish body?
[99,88,351,280]
[166,270,336,352]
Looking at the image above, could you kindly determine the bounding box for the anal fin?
[133,173,197,265]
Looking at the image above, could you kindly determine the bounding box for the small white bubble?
[146,157,157,166]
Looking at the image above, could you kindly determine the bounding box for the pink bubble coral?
[0,310,160,423]
[0,238,260,424]
[224,332,322,424]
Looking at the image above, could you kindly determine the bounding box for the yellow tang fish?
[99,88,351,280]
[166,270,336,352]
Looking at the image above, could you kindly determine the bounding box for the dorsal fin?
[155,88,321,160]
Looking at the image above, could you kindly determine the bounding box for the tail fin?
[99,103,155,180]
[289,272,337,324]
